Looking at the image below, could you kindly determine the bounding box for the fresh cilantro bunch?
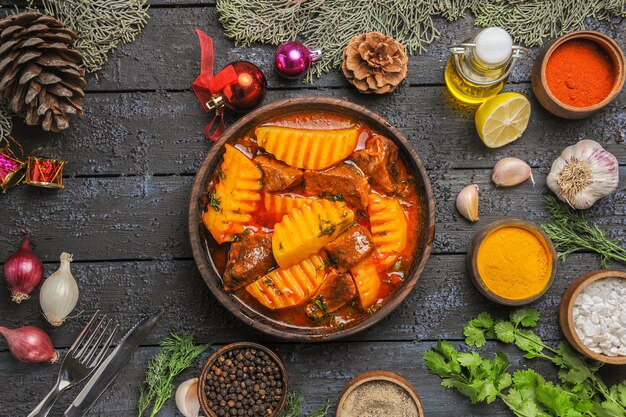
[424,308,626,417]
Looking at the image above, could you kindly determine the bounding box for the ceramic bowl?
[560,270,626,365]
[467,218,558,306]
[197,342,289,417]
[188,97,436,341]
[336,370,424,417]
[531,30,626,119]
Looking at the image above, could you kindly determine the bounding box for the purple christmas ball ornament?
[273,41,321,80]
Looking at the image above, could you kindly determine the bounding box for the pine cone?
[0,12,85,132]
[342,32,408,94]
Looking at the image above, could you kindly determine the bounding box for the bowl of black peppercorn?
[198,342,289,417]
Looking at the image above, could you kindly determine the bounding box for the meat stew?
[202,111,422,330]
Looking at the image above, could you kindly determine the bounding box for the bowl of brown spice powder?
[336,370,424,417]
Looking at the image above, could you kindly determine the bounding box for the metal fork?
[27,312,118,417]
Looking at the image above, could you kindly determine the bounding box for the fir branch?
[216,0,626,81]
[29,0,150,73]
[0,101,12,142]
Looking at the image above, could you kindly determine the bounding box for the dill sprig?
[541,195,626,267]
[282,392,331,417]
[138,333,209,417]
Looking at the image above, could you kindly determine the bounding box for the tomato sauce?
[203,111,421,331]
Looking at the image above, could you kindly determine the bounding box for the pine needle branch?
[216,0,626,81]
[29,0,150,73]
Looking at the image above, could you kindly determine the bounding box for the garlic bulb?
[40,252,79,326]
[492,157,534,187]
[175,378,200,417]
[547,140,618,209]
[456,184,479,222]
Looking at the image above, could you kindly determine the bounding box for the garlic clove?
[456,184,479,222]
[175,377,200,417]
[491,157,534,187]
[547,139,619,209]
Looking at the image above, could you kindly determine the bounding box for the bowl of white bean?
[560,270,626,365]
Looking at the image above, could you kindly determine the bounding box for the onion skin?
[3,233,44,303]
[0,325,58,363]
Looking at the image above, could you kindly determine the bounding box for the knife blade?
[63,310,162,417]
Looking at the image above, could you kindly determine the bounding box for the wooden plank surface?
[1,1,626,417]
[2,341,622,417]
[1,168,625,262]
[9,85,626,177]
[0,253,622,348]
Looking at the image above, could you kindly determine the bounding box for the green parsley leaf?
[536,382,576,416]
[592,400,626,417]
[512,369,545,389]
[422,349,452,378]
[494,321,516,343]
[510,307,541,328]
[458,352,483,372]
[464,312,495,347]
[513,329,544,357]
[609,382,626,408]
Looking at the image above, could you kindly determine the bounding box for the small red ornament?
[23,156,65,189]
[0,145,24,192]
[192,29,267,141]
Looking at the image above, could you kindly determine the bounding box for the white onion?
[40,252,79,326]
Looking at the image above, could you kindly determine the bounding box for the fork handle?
[27,384,65,417]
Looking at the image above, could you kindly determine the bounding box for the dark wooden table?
[2,2,626,416]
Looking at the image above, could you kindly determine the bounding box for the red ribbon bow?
[192,29,239,141]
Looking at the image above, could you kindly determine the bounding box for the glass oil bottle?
[445,27,528,104]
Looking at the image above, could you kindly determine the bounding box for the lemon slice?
[475,92,531,148]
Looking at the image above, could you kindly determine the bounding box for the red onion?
[3,232,43,303]
[0,325,58,363]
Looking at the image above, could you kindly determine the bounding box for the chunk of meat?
[254,154,303,192]
[352,135,399,193]
[303,164,370,211]
[305,269,357,320]
[223,231,276,292]
[324,224,375,271]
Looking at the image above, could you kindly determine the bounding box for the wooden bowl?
[197,342,289,417]
[559,270,626,365]
[467,219,557,306]
[188,96,436,341]
[531,30,626,119]
[336,370,424,417]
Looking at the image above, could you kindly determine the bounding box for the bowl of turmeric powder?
[531,30,625,119]
[467,219,558,306]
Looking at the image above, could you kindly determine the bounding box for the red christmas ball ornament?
[207,61,267,112]
[192,29,268,140]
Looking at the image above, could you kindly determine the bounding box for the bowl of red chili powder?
[532,30,625,119]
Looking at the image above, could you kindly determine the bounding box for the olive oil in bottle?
[445,27,527,104]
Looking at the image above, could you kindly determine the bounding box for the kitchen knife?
[63,310,162,417]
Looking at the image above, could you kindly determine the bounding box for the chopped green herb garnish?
[319,192,344,202]
[207,192,220,212]
[311,295,327,313]
[318,215,336,237]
